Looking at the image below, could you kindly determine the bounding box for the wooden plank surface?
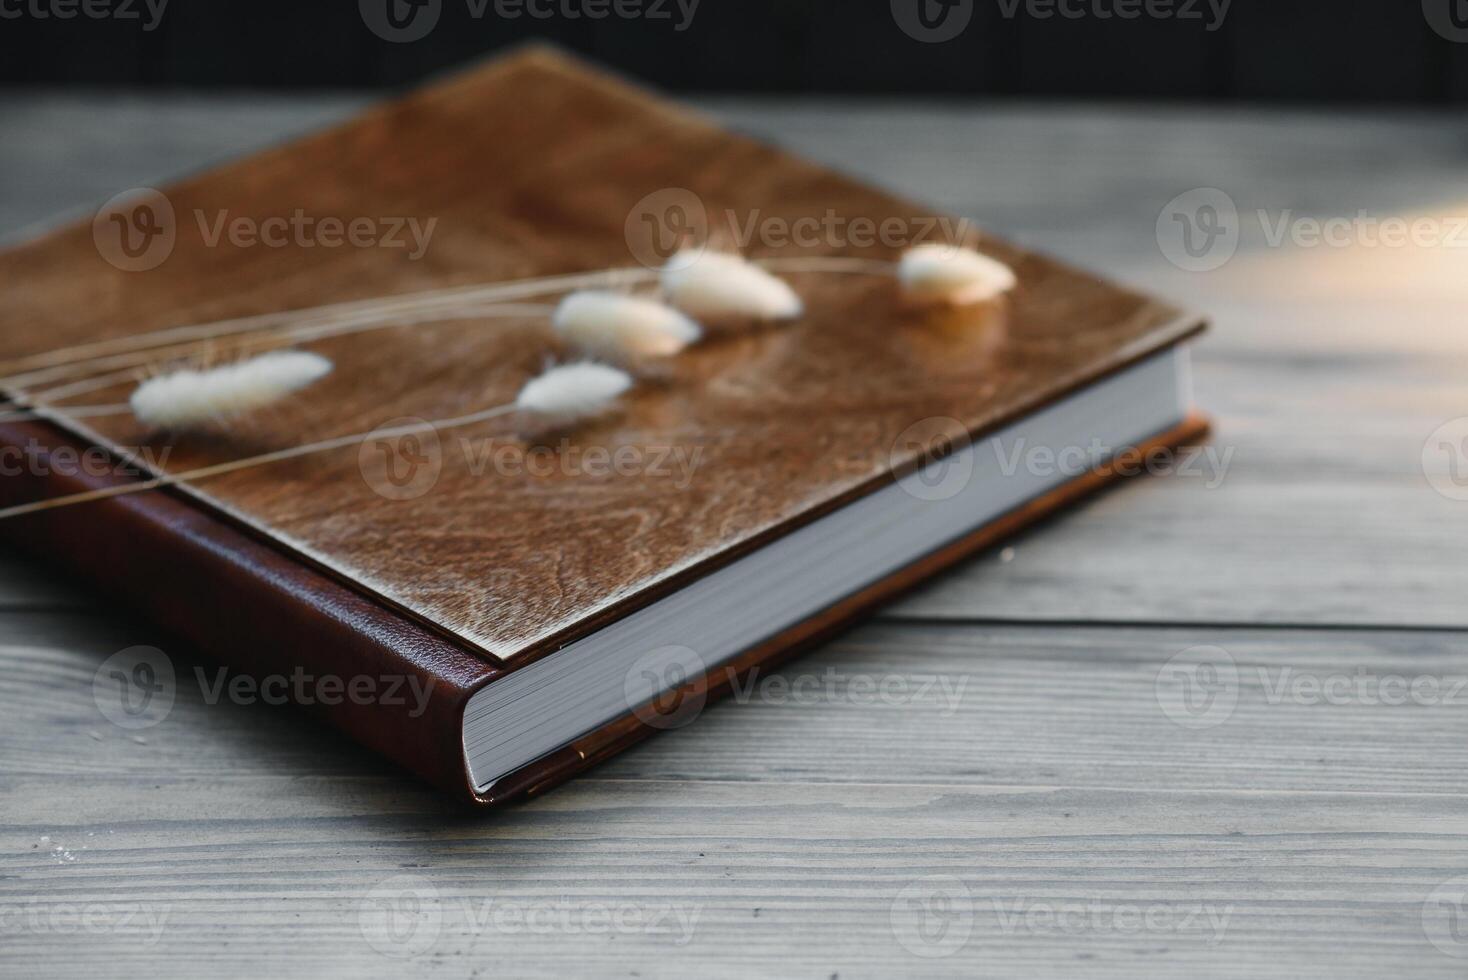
[3,93,1468,978]
[8,615,1468,795]
[5,616,1468,978]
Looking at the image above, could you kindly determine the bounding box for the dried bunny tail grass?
[0,400,519,522]
[0,267,657,380]
[1,258,895,388]
[0,402,133,424]
[130,350,333,430]
[552,291,701,360]
[515,361,634,423]
[10,303,552,408]
[897,243,1017,306]
[0,362,633,521]
[661,250,803,321]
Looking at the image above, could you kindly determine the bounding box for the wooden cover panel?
[0,48,1201,663]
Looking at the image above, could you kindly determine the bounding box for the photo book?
[0,47,1206,805]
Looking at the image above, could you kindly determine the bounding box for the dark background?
[2,0,1467,102]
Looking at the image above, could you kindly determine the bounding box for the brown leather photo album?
[0,47,1206,806]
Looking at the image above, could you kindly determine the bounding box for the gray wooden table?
[4,93,1468,979]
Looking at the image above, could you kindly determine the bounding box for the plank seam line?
[875,614,1468,636]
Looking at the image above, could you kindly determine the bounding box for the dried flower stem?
[0,403,518,521]
[3,303,556,404]
[0,361,634,521]
[0,404,133,424]
[0,257,889,387]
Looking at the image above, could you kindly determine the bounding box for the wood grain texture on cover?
[0,47,1202,664]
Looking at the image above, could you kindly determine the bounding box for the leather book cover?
[0,47,1206,805]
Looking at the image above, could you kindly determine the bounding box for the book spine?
[0,419,499,804]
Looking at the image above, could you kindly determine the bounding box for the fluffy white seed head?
[660,250,803,321]
[898,243,1017,306]
[552,291,701,360]
[515,361,634,422]
[130,350,333,430]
